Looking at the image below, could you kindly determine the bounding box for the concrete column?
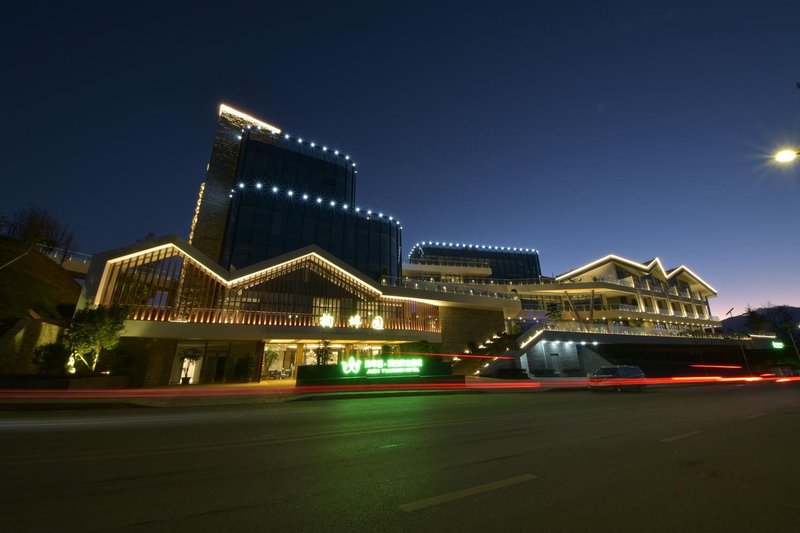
[634,290,645,311]
[293,343,305,378]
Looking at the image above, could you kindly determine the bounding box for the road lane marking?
[399,474,537,512]
[744,413,766,419]
[661,430,702,443]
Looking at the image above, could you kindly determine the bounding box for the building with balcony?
[71,104,756,386]
[511,254,720,332]
[400,251,719,334]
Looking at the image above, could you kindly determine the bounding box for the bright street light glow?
[775,149,798,163]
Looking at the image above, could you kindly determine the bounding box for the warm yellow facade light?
[320,313,335,328]
[219,104,282,134]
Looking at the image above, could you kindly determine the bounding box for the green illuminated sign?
[340,356,423,376]
[341,356,362,374]
[772,341,785,349]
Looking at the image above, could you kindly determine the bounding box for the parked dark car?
[589,365,646,391]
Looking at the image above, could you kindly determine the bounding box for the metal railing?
[34,244,93,264]
[531,322,743,341]
[407,258,491,269]
[382,277,520,300]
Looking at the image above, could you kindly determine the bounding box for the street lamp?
[774,149,798,163]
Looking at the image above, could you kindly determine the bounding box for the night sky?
[3,1,799,317]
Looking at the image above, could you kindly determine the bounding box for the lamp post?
[774,149,799,163]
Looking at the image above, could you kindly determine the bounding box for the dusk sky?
[3,1,799,317]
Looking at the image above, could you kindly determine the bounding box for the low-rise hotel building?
[73,104,768,386]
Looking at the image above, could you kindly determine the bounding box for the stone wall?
[524,341,611,376]
[191,110,276,263]
[0,318,64,374]
[439,307,505,354]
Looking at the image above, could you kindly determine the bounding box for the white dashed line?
[661,430,702,443]
[400,474,537,512]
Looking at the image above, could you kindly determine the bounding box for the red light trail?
[689,364,743,369]
[0,375,797,400]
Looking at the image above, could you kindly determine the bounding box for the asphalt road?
[1,384,798,532]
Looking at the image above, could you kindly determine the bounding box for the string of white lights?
[408,241,538,258]
[235,127,358,173]
[228,183,402,228]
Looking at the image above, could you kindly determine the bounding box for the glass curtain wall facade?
[409,243,542,280]
[223,187,401,280]
[190,105,403,282]
[238,135,356,208]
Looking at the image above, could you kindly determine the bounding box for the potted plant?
[178,349,201,385]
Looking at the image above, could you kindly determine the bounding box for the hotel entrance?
[260,342,399,380]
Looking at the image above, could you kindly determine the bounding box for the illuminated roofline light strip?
[106,243,229,284]
[663,265,717,294]
[105,245,371,293]
[102,244,461,307]
[221,105,358,167]
[231,252,382,296]
[219,104,281,134]
[555,254,716,294]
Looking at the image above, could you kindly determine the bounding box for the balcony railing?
[407,258,491,269]
[125,306,441,332]
[34,244,93,264]
[530,322,741,341]
[382,277,519,300]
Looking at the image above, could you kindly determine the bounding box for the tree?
[177,348,202,383]
[263,348,280,371]
[65,305,127,372]
[546,303,563,325]
[314,340,333,365]
[32,343,71,375]
[745,305,771,334]
[4,206,76,249]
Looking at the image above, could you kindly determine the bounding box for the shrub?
[32,343,71,375]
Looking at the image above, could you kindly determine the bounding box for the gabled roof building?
[73,104,757,387]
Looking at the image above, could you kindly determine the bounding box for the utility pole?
[787,325,800,364]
